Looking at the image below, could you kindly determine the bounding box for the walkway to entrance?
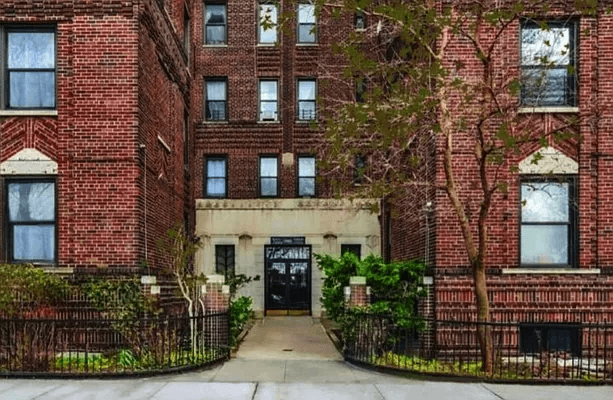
[236,316,341,360]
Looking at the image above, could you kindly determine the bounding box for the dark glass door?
[265,245,311,313]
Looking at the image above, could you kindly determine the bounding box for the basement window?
[520,324,580,356]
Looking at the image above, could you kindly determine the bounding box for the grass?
[370,352,612,381]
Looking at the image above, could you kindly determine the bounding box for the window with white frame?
[259,3,278,44]
[259,156,278,197]
[520,177,576,267]
[2,27,56,109]
[297,156,315,197]
[297,79,316,120]
[6,180,56,263]
[297,3,316,43]
[205,78,227,121]
[204,3,227,45]
[205,156,227,197]
[520,20,577,107]
[259,80,278,121]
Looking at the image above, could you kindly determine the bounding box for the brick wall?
[193,0,353,200]
[0,0,192,274]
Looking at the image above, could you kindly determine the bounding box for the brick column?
[203,275,230,349]
[346,276,370,308]
[203,274,230,312]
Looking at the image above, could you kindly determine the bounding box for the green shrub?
[229,296,253,346]
[0,264,71,317]
[316,252,425,328]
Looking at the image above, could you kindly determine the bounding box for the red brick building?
[2,0,612,353]
[0,0,193,281]
[382,3,613,353]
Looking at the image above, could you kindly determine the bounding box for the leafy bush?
[229,296,253,346]
[0,264,71,317]
[316,252,425,328]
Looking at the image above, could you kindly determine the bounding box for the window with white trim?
[259,80,278,121]
[205,78,227,121]
[259,156,278,197]
[297,156,315,197]
[297,79,316,121]
[205,156,227,197]
[297,3,316,43]
[259,3,278,44]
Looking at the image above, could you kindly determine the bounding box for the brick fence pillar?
[203,274,230,348]
[346,276,370,308]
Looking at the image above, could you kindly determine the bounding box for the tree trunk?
[473,260,493,375]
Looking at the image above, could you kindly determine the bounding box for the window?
[205,156,227,197]
[297,156,315,197]
[204,3,227,45]
[520,178,576,267]
[205,78,227,121]
[259,3,278,44]
[297,79,316,120]
[520,324,580,355]
[215,244,235,280]
[341,244,361,259]
[6,180,56,263]
[259,80,278,121]
[297,3,316,43]
[520,21,577,107]
[354,155,366,184]
[2,27,56,109]
[259,156,278,197]
[355,11,366,30]
[356,77,367,103]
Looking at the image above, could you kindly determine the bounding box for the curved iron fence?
[0,312,229,377]
[343,313,613,383]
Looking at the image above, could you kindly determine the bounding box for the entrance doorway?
[265,244,311,315]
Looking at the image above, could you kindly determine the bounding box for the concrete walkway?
[1,317,612,399]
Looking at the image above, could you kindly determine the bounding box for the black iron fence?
[344,313,613,382]
[0,312,229,377]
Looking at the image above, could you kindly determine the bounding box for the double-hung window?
[297,79,316,121]
[2,27,56,109]
[205,78,227,121]
[355,11,366,31]
[259,156,278,197]
[259,3,278,44]
[204,3,227,45]
[297,3,316,43]
[205,156,227,197]
[259,80,278,121]
[520,177,576,267]
[520,21,577,107]
[297,156,316,197]
[354,155,366,184]
[6,180,56,263]
[215,244,235,280]
[341,244,361,259]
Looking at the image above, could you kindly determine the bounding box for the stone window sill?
[0,110,58,117]
[502,268,600,274]
[518,107,579,114]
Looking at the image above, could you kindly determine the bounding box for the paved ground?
[0,316,611,399]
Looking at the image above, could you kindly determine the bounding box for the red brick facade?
[386,10,613,323]
[0,0,192,274]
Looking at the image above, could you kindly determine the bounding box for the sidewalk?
[0,317,611,399]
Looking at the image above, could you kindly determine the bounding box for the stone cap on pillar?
[349,276,366,285]
[207,274,225,284]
